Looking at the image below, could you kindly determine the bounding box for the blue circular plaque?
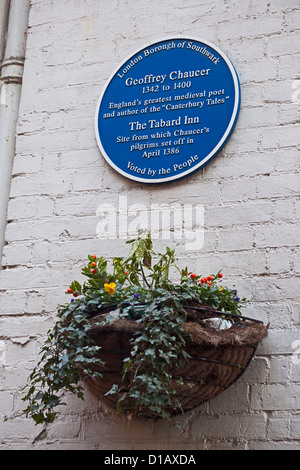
[95,37,240,183]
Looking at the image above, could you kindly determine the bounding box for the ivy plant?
[18,231,246,424]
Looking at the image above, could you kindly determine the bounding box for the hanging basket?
[82,305,268,417]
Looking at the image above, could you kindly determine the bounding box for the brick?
[10,172,72,197]
[269,356,291,383]
[279,102,300,126]
[269,249,291,273]
[60,148,100,170]
[0,419,37,441]
[191,249,267,277]
[0,291,27,315]
[278,54,300,80]
[5,218,68,242]
[290,301,300,326]
[227,128,261,153]
[151,180,221,205]
[296,200,300,221]
[261,125,300,149]
[71,170,105,192]
[257,174,300,198]
[41,152,61,172]
[272,199,295,222]
[267,31,300,56]
[8,195,55,221]
[17,111,46,134]
[7,197,37,221]
[36,197,55,218]
[29,1,94,28]
[0,267,62,290]
[253,276,300,302]
[255,223,300,248]
[218,228,254,251]
[4,340,38,369]
[268,415,290,440]
[221,178,257,202]
[45,420,81,440]
[240,58,278,84]
[209,383,249,412]
[251,384,300,410]
[218,13,283,40]
[264,79,295,103]
[31,242,50,264]
[291,344,300,374]
[221,251,268,275]
[0,316,54,338]
[238,82,264,108]
[2,243,31,267]
[291,416,300,439]
[242,357,269,383]
[0,392,14,415]
[16,130,78,154]
[283,8,300,31]
[25,291,46,314]
[275,147,298,171]
[12,154,42,175]
[207,151,275,178]
[259,329,300,355]
[191,413,267,439]
[294,253,300,273]
[249,441,300,450]
[268,0,300,12]
[231,37,265,63]
[241,301,269,324]
[207,201,273,227]
[231,0,269,17]
[4,363,37,389]
[237,104,278,129]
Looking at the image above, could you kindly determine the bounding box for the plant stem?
[140,263,152,289]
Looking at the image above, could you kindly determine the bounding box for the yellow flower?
[219,286,225,292]
[104,282,116,295]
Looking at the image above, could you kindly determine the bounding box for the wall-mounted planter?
[82,305,268,418]
[20,234,268,425]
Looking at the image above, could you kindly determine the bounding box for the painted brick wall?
[0,0,299,450]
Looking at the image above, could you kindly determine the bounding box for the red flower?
[91,269,96,274]
[67,288,72,294]
[91,262,96,267]
[207,275,213,281]
[91,255,97,259]
[190,273,197,279]
[218,273,223,278]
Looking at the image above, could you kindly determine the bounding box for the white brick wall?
[0,0,299,450]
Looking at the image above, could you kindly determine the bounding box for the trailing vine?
[109,293,190,419]
[21,304,103,425]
